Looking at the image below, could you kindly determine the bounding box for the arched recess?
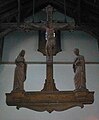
[74,24,99,49]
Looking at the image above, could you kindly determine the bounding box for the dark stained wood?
[0,37,4,61]
[0,29,16,38]
[38,30,61,55]
[0,0,99,39]
[6,90,94,113]
[1,61,99,64]
[98,40,99,49]
[41,5,58,91]
[42,55,58,91]
[17,0,21,24]
[74,0,81,25]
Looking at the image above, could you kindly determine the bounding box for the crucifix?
[42,5,60,91]
[20,5,74,91]
[5,5,94,113]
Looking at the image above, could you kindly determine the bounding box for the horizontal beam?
[0,61,99,64]
[6,90,94,113]
[0,29,16,38]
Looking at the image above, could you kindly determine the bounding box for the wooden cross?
[5,5,94,113]
[19,5,74,91]
[0,5,74,91]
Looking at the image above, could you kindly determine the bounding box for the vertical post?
[0,37,4,62]
[77,0,81,25]
[42,5,58,91]
[42,53,58,91]
[32,0,35,22]
[98,39,99,50]
[46,5,53,23]
[64,0,67,23]
[74,0,81,25]
[46,55,54,91]
[17,0,21,24]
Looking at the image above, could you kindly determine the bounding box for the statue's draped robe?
[13,56,27,91]
[73,55,86,90]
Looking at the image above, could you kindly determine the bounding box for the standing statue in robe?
[13,50,27,91]
[73,48,87,90]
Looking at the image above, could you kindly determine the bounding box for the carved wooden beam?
[1,61,99,65]
[0,22,33,38]
[6,90,94,113]
[0,29,15,38]
[0,23,19,38]
[0,23,18,28]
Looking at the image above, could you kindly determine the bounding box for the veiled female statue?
[73,48,86,90]
[13,50,27,91]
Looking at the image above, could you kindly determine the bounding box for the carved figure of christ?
[20,5,74,57]
[20,21,73,56]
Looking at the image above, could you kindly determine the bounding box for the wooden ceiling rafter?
[0,0,99,40]
[0,0,16,8]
